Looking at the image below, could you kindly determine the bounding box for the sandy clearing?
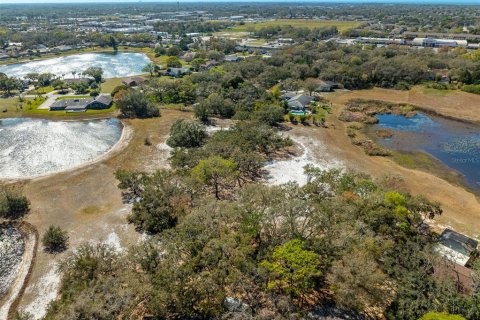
[265,134,343,186]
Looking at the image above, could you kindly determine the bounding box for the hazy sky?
[0,0,475,2]
[1,0,479,4]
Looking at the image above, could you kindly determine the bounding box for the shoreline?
[0,119,132,184]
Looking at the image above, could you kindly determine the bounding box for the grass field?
[101,78,125,93]
[225,19,361,33]
[27,86,54,95]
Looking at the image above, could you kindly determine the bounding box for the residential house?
[122,77,146,87]
[166,67,191,78]
[202,60,218,70]
[436,228,478,267]
[49,94,112,112]
[317,80,340,92]
[224,55,241,63]
[287,94,315,111]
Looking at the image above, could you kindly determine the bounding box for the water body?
[0,52,151,79]
[371,113,480,190]
[0,118,123,178]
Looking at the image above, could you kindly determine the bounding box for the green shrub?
[0,189,30,220]
[462,84,480,95]
[42,225,69,253]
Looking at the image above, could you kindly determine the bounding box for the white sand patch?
[265,135,343,186]
[205,125,224,133]
[103,232,123,252]
[23,264,61,320]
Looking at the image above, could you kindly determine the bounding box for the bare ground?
[327,86,480,123]
[304,88,480,239]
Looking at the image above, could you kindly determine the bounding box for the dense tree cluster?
[116,89,160,119]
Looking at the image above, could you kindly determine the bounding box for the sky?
[0,0,479,3]
[1,0,479,4]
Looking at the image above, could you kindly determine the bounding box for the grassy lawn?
[226,19,361,32]
[102,78,125,93]
[27,86,55,95]
[0,97,27,118]
[415,85,459,97]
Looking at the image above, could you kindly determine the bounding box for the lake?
[0,52,151,79]
[0,118,123,179]
[370,113,480,191]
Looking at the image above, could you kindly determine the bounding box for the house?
[50,98,93,112]
[202,60,218,70]
[181,52,196,62]
[287,94,315,111]
[317,80,340,92]
[49,94,112,112]
[166,67,191,78]
[224,55,241,63]
[88,94,113,109]
[122,77,146,87]
[436,228,478,267]
[281,91,299,100]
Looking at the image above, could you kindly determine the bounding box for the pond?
[0,118,123,179]
[370,113,480,191]
[0,52,151,79]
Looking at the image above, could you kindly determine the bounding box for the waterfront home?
[49,94,112,112]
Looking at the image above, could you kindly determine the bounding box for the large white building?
[412,37,468,48]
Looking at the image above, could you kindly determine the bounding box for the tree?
[261,239,321,301]
[304,78,319,95]
[166,56,182,68]
[254,105,285,126]
[194,103,211,123]
[109,35,118,51]
[143,62,159,77]
[42,225,69,253]
[83,67,104,83]
[0,188,30,220]
[191,156,238,199]
[327,248,391,314]
[166,119,207,148]
[116,89,160,118]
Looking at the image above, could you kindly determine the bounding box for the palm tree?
[72,71,76,79]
